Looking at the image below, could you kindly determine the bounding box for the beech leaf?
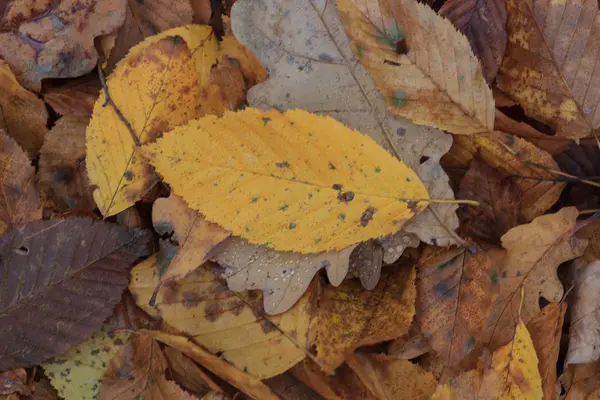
[0,218,151,370]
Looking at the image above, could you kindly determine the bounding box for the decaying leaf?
[143,108,429,253]
[232,0,460,250]
[0,131,42,235]
[337,0,494,134]
[417,246,503,369]
[130,255,315,378]
[528,303,566,400]
[86,25,208,217]
[0,0,126,91]
[485,207,587,348]
[497,0,600,139]
[433,320,543,399]
[39,117,95,212]
[560,361,600,400]
[163,346,220,396]
[0,368,30,397]
[152,194,230,283]
[214,237,355,315]
[43,76,101,118]
[265,372,322,400]
[315,266,415,372]
[458,157,521,244]
[0,218,151,370]
[388,329,431,360]
[346,353,437,400]
[141,330,280,400]
[439,0,508,83]
[0,61,48,154]
[43,329,130,400]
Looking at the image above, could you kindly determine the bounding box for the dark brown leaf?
[439,0,508,82]
[43,76,100,118]
[0,218,151,370]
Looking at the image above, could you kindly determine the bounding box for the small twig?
[97,64,140,146]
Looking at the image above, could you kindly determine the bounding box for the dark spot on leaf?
[260,319,276,334]
[407,201,419,212]
[332,183,342,190]
[275,161,290,168]
[204,302,222,322]
[124,170,135,181]
[328,162,336,170]
[262,117,271,125]
[54,167,74,183]
[396,127,406,136]
[396,38,408,54]
[338,191,355,203]
[339,213,346,220]
[465,336,476,351]
[318,53,335,62]
[169,35,183,44]
[489,270,499,285]
[183,291,202,308]
[231,301,244,316]
[288,222,296,229]
[434,282,451,298]
[390,91,406,107]
[361,207,377,227]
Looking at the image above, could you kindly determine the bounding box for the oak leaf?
[0,131,42,235]
[129,255,315,379]
[140,330,280,400]
[0,61,48,154]
[337,0,494,134]
[417,246,503,369]
[0,218,151,370]
[433,320,543,399]
[143,108,429,253]
[232,0,460,250]
[497,0,600,139]
[39,117,95,212]
[439,0,508,83]
[43,330,130,400]
[315,266,415,372]
[0,0,126,91]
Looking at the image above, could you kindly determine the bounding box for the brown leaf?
[163,346,221,396]
[0,369,30,396]
[528,303,566,400]
[458,157,521,243]
[0,61,48,154]
[560,361,600,400]
[38,117,95,212]
[346,353,437,400]
[315,266,416,373]
[439,0,508,83]
[191,0,212,25]
[0,131,42,235]
[105,292,158,332]
[388,328,431,360]
[417,247,503,369]
[0,0,126,91]
[28,376,60,400]
[0,218,151,370]
[265,372,322,400]
[43,76,100,118]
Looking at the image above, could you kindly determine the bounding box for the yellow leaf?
[142,108,429,253]
[315,266,415,372]
[43,330,129,400]
[86,25,213,217]
[433,320,543,399]
[336,0,494,134]
[129,255,315,379]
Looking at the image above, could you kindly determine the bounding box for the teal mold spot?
[289,222,297,229]
[339,213,346,221]
[390,91,406,107]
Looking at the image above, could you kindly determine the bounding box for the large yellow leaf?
[86,26,208,216]
[336,0,494,134]
[497,0,600,139]
[129,255,315,379]
[143,108,429,253]
[433,320,543,399]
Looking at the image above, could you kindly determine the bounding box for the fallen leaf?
[493,87,518,107]
[417,246,503,369]
[86,26,206,217]
[528,303,566,400]
[141,330,280,400]
[130,255,315,378]
[458,157,521,244]
[0,0,126,91]
[107,0,193,67]
[388,329,431,360]
[29,376,60,400]
[485,207,587,349]
[43,329,130,400]
[560,361,600,400]
[191,0,212,25]
[99,335,198,400]
[0,61,48,154]
[143,108,429,253]
[337,0,494,134]
[0,218,151,370]
[433,320,543,399]
[349,239,383,290]
[0,369,30,396]
[104,292,158,332]
[163,346,221,396]
[346,353,437,400]
[43,76,101,118]
[439,0,508,83]
[265,372,322,400]
[496,0,600,139]
[315,266,415,372]
[0,131,42,235]
[152,194,230,283]
[38,117,95,212]
[232,0,460,250]
[214,237,355,315]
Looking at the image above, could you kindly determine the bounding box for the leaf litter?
[5,0,600,398]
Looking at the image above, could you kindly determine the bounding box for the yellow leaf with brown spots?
[336,0,494,134]
[142,108,429,253]
[433,320,543,399]
[314,265,415,373]
[129,255,316,379]
[497,0,600,139]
